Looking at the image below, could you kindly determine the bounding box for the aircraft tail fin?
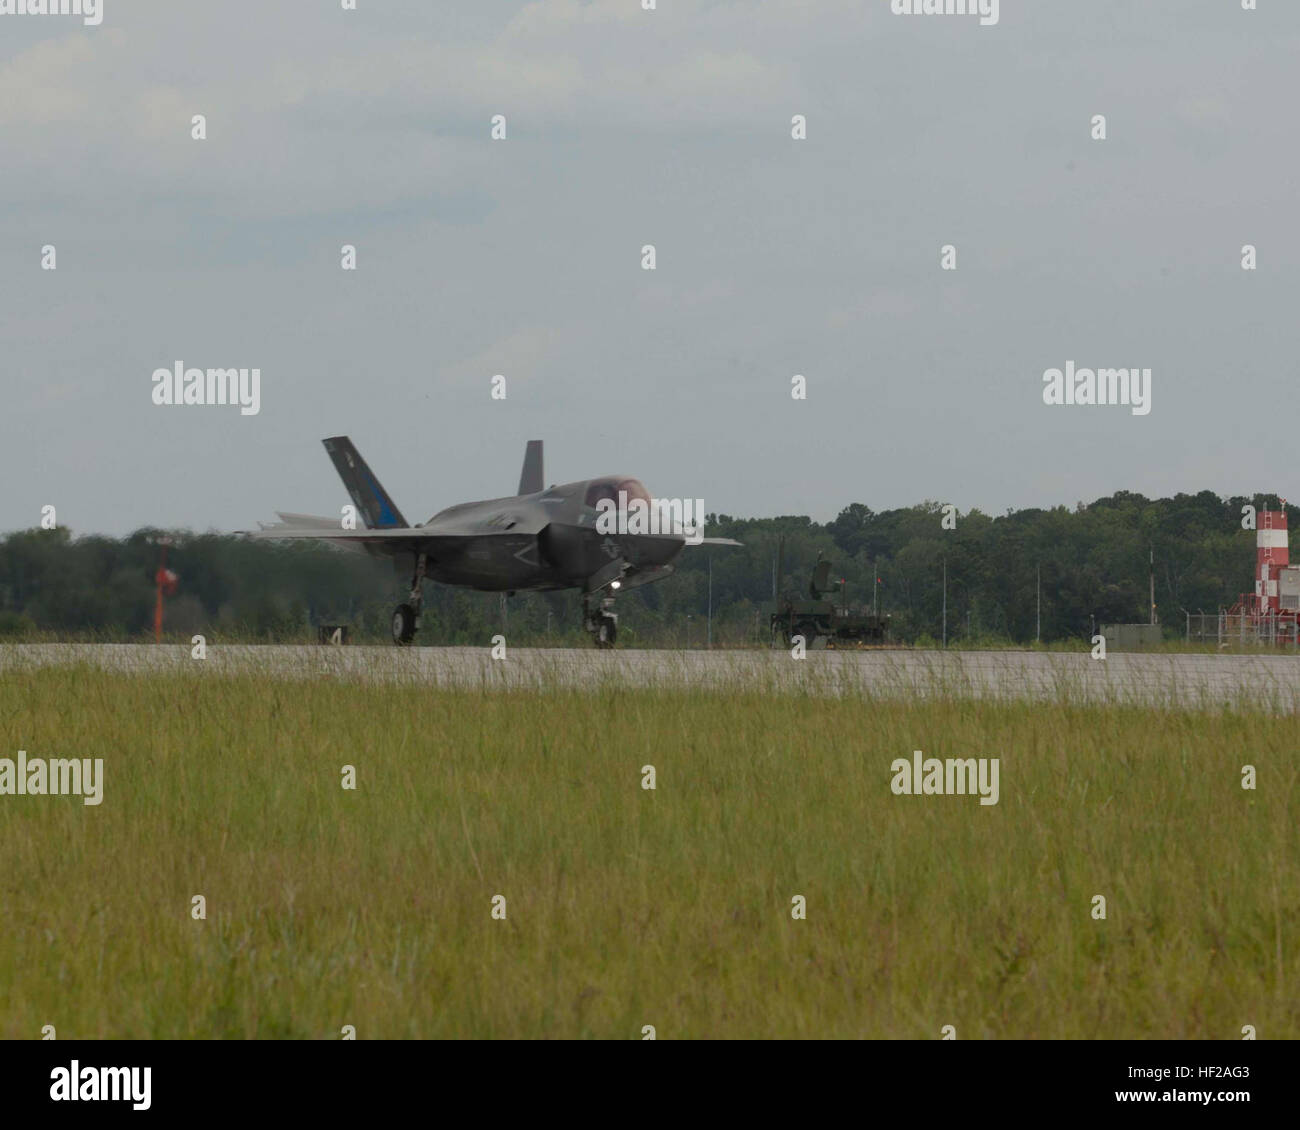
[322,436,409,529]
[517,440,543,495]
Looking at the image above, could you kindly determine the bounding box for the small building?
[1099,623,1163,651]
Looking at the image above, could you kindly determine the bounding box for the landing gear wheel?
[583,590,619,649]
[595,614,617,649]
[391,603,417,645]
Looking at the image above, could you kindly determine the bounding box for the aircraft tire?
[391,603,417,645]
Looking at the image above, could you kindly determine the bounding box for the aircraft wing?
[247,523,462,558]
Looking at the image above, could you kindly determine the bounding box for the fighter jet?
[250,437,740,646]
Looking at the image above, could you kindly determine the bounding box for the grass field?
[8,624,1300,656]
[2,664,1296,1039]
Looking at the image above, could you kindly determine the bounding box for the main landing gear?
[583,590,618,649]
[391,552,426,646]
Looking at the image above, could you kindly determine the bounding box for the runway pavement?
[3,643,1299,711]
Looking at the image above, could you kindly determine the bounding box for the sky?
[2,0,1297,537]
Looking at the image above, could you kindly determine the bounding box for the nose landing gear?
[583,591,618,649]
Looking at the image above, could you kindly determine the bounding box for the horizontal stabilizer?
[253,513,374,555]
[250,526,435,540]
[261,512,342,530]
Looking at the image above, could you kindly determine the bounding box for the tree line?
[0,490,1287,646]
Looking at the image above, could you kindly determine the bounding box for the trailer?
[769,546,891,648]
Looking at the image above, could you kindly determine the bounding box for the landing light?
[611,581,622,590]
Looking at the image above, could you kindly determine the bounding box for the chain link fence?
[1185,612,1300,648]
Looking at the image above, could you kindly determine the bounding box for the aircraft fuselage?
[420,478,685,592]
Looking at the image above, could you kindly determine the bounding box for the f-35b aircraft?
[251,437,739,646]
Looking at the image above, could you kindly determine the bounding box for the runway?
[3,643,1299,711]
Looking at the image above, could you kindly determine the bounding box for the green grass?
[8,622,1299,656]
[1,665,1296,1039]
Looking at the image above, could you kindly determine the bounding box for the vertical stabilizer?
[517,440,544,495]
[321,436,409,529]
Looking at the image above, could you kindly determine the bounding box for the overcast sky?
[3,0,1297,537]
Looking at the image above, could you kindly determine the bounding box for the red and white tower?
[1254,508,1289,614]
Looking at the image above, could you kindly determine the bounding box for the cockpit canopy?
[583,477,651,510]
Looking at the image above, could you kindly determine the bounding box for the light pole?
[152,535,177,643]
[707,554,713,649]
[947,573,969,648]
[942,557,947,648]
[1149,546,1156,626]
